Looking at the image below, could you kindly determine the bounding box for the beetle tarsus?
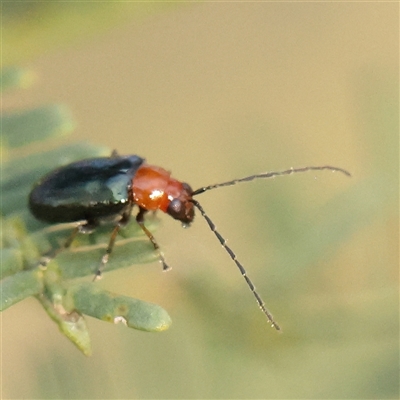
[161,257,172,272]
[93,270,103,282]
[39,255,51,267]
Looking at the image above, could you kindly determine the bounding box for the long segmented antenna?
[192,165,351,195]
[190,164,351,330]
[190,199,281,331]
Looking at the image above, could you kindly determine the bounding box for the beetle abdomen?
[29,155,145,224]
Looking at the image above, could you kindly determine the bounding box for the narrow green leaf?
[65,283,172,332]
[0,248,24,278]
[56,239,159,280]
[3,2,180,65]
[37,293,92,356]
[1,66,35,92]
[1,105,75,148]
[1,269,44,311]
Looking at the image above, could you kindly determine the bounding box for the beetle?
[29,151,351,330]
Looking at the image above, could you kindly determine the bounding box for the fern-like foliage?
[1,67,171,356]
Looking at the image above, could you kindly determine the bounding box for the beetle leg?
[39,220,98,267]
[93,224,122,281]
[136,207,171,271]
[39,226,80,266]
[78,220,98,234]
[119,206,133,227]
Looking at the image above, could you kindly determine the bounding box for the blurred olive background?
[2,2,398,399]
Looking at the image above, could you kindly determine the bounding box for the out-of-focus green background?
[2,3,398,399]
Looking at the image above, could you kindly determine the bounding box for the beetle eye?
[168,198,182,217]
[167,198,194,225]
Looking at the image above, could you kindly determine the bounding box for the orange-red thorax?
[132,164,190,213]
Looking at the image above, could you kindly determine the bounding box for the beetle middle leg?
[92,209,134,280]
[136,207,171,271]
[92,224,122,281]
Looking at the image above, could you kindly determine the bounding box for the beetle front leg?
[136,207,171,272]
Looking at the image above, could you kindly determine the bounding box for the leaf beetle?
[29,151,351,330]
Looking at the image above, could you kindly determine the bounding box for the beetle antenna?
[190,199,281,331]
[192,165,351,196]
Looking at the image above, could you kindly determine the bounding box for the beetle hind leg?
[39,220,99,267]
[39,226,80,267]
